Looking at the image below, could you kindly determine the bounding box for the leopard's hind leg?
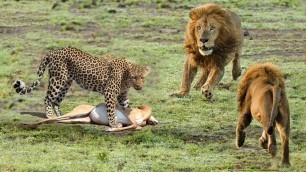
[46,76,72,117]
[44,97,54,118]
[53,79,73,117]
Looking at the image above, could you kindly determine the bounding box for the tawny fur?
[171,3,244,100]
[28,104,158,132]
[236,62,290,166]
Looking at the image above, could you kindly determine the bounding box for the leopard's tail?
[267,86,281,135]
[13,54,50,95]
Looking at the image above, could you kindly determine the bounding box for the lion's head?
[186,3,242,56]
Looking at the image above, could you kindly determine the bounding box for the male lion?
[236,63,290,165]
[171,3,243,100]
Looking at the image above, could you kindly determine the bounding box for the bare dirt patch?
[245,29,305,59]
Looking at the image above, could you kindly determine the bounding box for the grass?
[0,0,306,171]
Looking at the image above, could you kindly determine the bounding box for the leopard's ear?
[142,67,150,77]
[128,62,133,69]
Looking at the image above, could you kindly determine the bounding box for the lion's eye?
[210,26,215,31]
[196,26,201,30]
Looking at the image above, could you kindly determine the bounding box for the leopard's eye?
[210,26,215,31]
[196,26,201,31]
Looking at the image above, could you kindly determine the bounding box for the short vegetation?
[0,0,305,171]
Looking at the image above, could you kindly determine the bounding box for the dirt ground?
[0,1,305,171]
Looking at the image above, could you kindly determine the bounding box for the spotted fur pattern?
[13,46,149,128]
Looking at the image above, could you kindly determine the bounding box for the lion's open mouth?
[200,46,213,51]
[199,46,213,55]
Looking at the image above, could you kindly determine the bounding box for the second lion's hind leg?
[259,130,268,149]
[276,103,290,165]
[236,111,252,148]
[268,132,277,157]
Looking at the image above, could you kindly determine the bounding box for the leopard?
[13,46,149,128]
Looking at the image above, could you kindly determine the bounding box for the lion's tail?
[267,86,281,135]
[13,54,50,95]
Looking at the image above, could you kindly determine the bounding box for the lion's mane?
[185,3,243,67]
[237,62,286,112]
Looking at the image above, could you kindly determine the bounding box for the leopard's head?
[129,64,149,90]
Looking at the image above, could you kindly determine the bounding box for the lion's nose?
[200,38,209,43]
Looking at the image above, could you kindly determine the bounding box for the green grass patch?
[0,0,305,171]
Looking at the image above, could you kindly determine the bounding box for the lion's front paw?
[193,84,202,90]
[169,91,188,98]
[232,67,242,81]
[201,88,214,100]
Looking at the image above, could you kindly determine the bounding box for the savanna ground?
[0,0,305,171]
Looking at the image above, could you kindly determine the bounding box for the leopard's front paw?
[106,122,124,132]
[109,122,123,128]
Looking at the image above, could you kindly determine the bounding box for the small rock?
[244,30,250,36]
[108,9,117,14]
